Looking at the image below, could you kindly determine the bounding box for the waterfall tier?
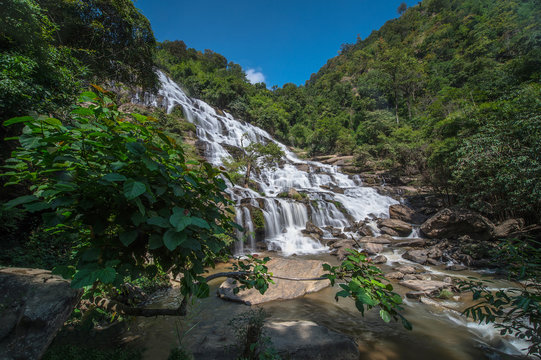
[134,71,398,255]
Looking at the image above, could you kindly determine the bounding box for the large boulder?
[358,236,392,244]
[265,320,360,360]
[190,320,360,360]
[494,219,524,238]
[420,208,494,240]
[393,238,426,247]
[218,258,328,305]
[304,221,324,237]
[363,243,383,255]
[380,227,399,237]
[0,268,82,360]
[378,219,412,237]
[398,279,450,293]
[389,204,427,224]
[402,249,428,264]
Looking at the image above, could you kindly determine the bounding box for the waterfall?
[133,71,398,255]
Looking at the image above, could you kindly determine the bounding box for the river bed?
[130,251,529,360]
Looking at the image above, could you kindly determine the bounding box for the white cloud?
[246,68,266,84]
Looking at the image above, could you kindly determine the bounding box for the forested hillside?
[1,0,541,358]
[156,0,541,223]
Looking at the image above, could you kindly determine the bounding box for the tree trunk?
[395,99,399,125]
[244,162,252,188]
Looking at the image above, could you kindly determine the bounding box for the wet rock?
[218,258,328,305]
[378,219,413,237]
[330,239,355,249]
[416,274,432,281]
[389,204,427,224]
[420,208,494,240]
[427,247,443,259]
[406,291,425,299]
[443,277,453,284]
[386,272,404,279]
[358,224,374,237]
[380,226,400,237]
[393,238,426,247]
[324,238,339,247]
[426,258,441,266]
[402,249,428,264]
[331,228,344,238]
[0,268,82,360]
[445,264,468,271]
[371,255,387,264]
[395,265,418,274]
[304,221,324,237]
[364,243,383,255]
[255,241,268,251]
[403,274,417,281]
[358,236,391,244]
[264,320,360,360]
[494,218,524,238]
[399,279,450,292]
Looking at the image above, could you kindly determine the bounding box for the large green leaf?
[163,229,186,251]
[190,217,210,229]
[147,216,170,228]
[102,173,127,182]
[96,267,117,284]
[124,180,146,199]
[380,309,392,323]
[4,195,38,209]
[119,230,138,246]
[181,238,201,251]
[126,142,146,156]
[169,212,191,232]
[3,116,33,126]
[71,269,96,288]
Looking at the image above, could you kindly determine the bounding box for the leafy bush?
[324,249,412,329]
[459,238,541,358]
[2,89,239,301]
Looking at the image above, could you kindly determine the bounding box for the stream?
[129,72,531,359]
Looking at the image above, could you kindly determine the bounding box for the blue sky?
[134,0,419,87]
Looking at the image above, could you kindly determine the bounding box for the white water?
[134,71,397,255]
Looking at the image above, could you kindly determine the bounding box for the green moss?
[438,289,454,300]
[250,207,265,231]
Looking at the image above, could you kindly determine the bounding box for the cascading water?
[134,71,398,255]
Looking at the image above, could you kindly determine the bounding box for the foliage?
[228,309,281,360]
[323,249,412,329]
[458,238,541,358]
[1,89,241,302]
[222,134,284,187]
[450,84,541,221]
[230,256,274,295]
[0,0,82,119]
[37,0,158,89]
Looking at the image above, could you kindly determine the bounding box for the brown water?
[130,252,530,360]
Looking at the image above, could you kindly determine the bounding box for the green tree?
[2,90,270,306]
[37,0,158,88]
[223,134,285,188]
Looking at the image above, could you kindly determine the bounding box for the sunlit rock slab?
[217,257,329,305]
